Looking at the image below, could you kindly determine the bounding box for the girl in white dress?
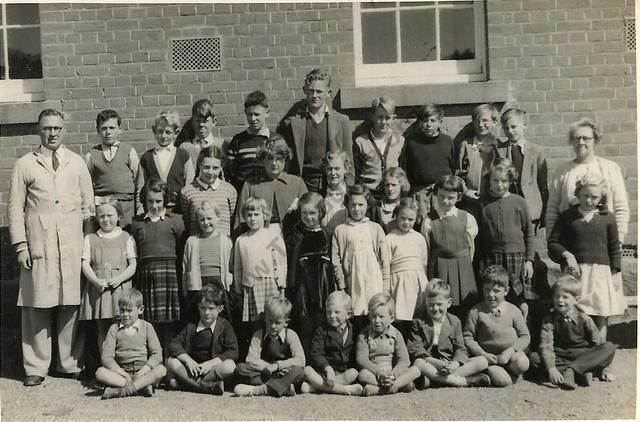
[331,184,390,333]
[385,198,429,338]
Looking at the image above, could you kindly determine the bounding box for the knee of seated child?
[508,351,529,374]
[153,364,168,379]
[218,359,237,375]
[166,357,182,372]
[468,356,489,371]
[487,365,512,387]
[341,368,359,380]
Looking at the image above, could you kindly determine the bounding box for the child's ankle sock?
[140,384,154,397]
[341,383,364,396]
[300,382,315,394]
[363,385,380,396]
[101,387,121,400]
[398,382,415,393]
[466,373,491,387]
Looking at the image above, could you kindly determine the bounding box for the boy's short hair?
[142,177,170,209]
[38,109,64,124]
[472,103,499,123]
[118,288,144,308]
[370,96,396,116]
[425,278,451,299]
[345,183,373,207]
[192,98,215,119]
[241,196,272,225]
[197,145,225,168]
[434,175,466,195]
[196,284,226,306]
[195,200,222,219]
[304,68,332,89]
[325,290,353,313]
[321,150,353,175]
[298,191,326,220]
[368,292,395,316]
[382,167,411,196]
[480,265,510,290]
[96,198,125,220]
[244,90,269,109]
[154,111,181,131]
[96,109,121,130]
[552,275,581,298]
[256,134,291,162]
[414,103,444,121]
[500,107,527,126]
[490,157,519,184]
[265,297,293,319]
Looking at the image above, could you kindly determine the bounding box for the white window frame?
[1,3,44,102]
[353,1,487,87]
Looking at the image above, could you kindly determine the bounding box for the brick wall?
[0,1,636,260]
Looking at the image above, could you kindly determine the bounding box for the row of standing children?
[78,68,623,397]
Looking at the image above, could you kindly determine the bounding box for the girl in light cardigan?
[182,200,233,323]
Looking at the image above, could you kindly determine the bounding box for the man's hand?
[17,249,32,270]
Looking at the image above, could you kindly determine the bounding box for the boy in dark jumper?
[167,285,238,394]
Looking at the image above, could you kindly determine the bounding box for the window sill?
[339,81,509,109]
[0,100,59,124]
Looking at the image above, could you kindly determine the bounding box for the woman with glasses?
[545,118,630,244]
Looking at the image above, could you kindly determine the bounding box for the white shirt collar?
[39,145,65,159]
[118,319,142,330]
[154,144,174,153]
[196,319,217,333]
[96,227,123,239]
[196,177,220,190]
[263,328,287,343]
[144,209,166,221]
[434,205,458,218]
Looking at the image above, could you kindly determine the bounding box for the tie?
[52,152,59,171]
[497,141,513,161]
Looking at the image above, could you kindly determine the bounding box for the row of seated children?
[95,267,616,400]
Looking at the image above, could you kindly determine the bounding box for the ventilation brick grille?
[625,17,635,51]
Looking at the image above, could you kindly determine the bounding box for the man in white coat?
[8,109,94,386]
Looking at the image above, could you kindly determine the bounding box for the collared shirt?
[196,177,220,191]
[488,301,507,318]
[154,144,176,175]
[421,205,478,256]
[195,133,215,148]
[577,206,598,223]
[118,318,142,336]
[306,104,329,124]
[196,319,217,333]
[432,319,443,346]
[245,328,305,368]
[144,209,166,222]
[85,142,140,171]
[40,145,65,172]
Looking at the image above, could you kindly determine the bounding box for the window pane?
[6,4,39,25]
[399,2,433,7]
[400,9,436,62]
[361,12,397,64]
[0,32,5,79]
[7,27,42,79]
[361,2,395,9]
[440,8,475,60]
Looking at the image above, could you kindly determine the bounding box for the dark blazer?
[406,313,469,364]
[309,321,356,373]
[168,318,239,362]
[277,106,354,183]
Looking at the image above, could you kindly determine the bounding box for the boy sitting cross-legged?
[463,265,531,387]
[233,297,306,397]
[356,293,421,396]
[96,288,167,399]
[407,279,490,388]
[530,275,617,389]
[300,291,363,396]
[166,285,238,395]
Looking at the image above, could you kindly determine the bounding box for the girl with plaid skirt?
[479,159,535,319]
[129,178,185,358]
[232,197,287,357]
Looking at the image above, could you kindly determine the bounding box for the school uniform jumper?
[129,212,185,322]
[548,205,625,317]
[178,177,237,237]
[309,322,357,374]
[234,328,306,397]
[537,308,616,375]
[353,130,405,193]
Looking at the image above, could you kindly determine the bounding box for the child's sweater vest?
[89,144,136,196]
